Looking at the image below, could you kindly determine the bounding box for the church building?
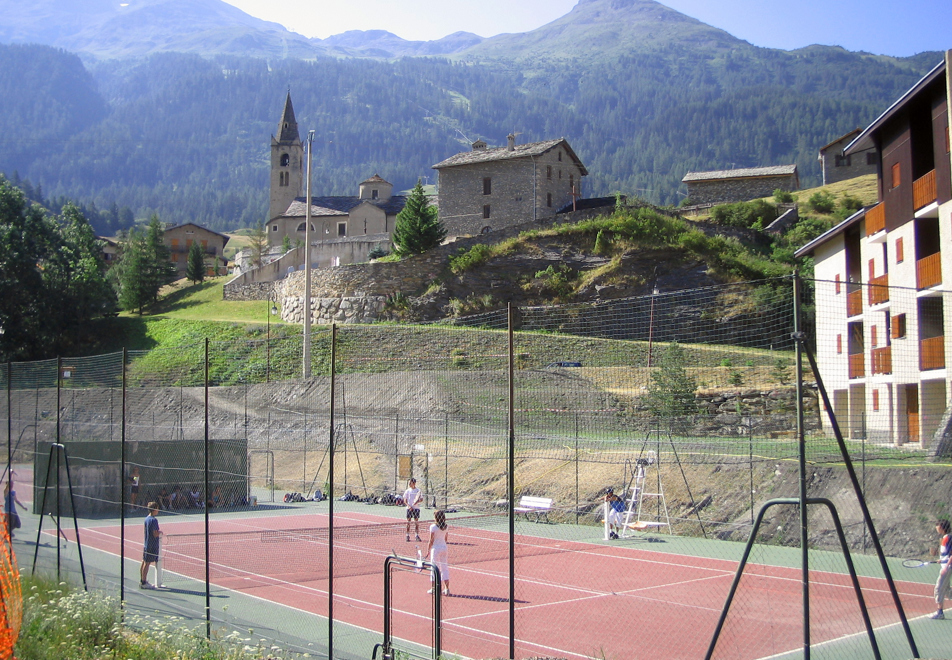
[266,94,404,266]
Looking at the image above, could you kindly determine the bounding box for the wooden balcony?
[868,274,889,305]
[920,336,945,371]
[847,289,863,317]
[848,352,865,379]
[913,170,936,210]
[917,252,942,289]
[865,202,885,236]
[871,346,892,375]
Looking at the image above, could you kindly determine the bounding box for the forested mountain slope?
[0,0,941,234]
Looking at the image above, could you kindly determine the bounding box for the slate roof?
[280,196,408,218]
[276,92,300,144]
[682,165,798,183]
[432,138,589,175]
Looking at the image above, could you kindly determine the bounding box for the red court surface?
[66,511,937,660]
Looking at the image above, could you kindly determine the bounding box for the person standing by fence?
[140,502,163,589]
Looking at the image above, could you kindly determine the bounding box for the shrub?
[367,246,390,260]
[773,188,795,204]
[710,200,779,229]
[808,190,836,214]
[449,243,492,274]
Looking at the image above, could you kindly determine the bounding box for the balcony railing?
[871,346,892,375]
[848,352,865,379]
[865,202,885,236]
[913,169,937,211]
[847,289,863,317]
[917,252,942,289]
[868,274,889,305]
[920,336,945,371]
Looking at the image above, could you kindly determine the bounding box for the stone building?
[818,129,878,185]
[432,135,588,237]
[682,165,799,205]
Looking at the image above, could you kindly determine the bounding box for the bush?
[710,200,779,229]
[367,246,390,260]
[808,190,836,214]
[773,189,794,204]
[449,243,492,274]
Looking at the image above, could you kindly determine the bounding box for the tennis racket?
[902,559,937,568]
[415,546,424,573]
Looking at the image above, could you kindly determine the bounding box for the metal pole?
[328,324,337,660]
[302,130,315,379]
[507,303,515,659]
[794,273,810,657]
[120,349,127,605]
[204,339,210,639]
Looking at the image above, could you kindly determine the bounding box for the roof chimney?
[507,133,516,151]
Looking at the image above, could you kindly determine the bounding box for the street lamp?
[302,130,315,379]
[267,292,278,383]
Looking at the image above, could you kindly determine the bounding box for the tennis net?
[161,512,566,587]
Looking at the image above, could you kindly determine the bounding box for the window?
[891,162,901,189]
[836,334,842,354]
[546,166,552,180]
[896,237,904,263]
[835,273,841,294]
[338,222,346,237]
[872,389,879,411]
[483,205,491,219]
[546,193,552,207]
[483,177,491,195]
[280,153,290,167]
[891,314,907,339]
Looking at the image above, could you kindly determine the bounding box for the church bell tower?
[269,92,304,229]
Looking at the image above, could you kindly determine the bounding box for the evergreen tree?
[392,181,445,257]
[249,221,269,267]
[142,215,175,300]
[114,227,150,314]
[186,241,205,284]
[645,342,698,422]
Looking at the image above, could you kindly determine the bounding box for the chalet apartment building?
[796,53,952,449]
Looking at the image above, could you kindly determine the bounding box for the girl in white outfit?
[426,509,450,595]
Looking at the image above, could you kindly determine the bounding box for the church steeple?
[276,92,300,144]
[269,92,304,229]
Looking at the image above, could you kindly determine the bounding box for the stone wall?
[687,174,798,205]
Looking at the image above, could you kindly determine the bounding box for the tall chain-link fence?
[4,276,951,659]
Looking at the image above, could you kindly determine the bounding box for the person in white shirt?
[426,509,450,596]
[403,478,422,542]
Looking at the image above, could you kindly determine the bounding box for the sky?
[221,0,948,58]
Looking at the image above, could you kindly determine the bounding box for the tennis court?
[63,504,938,660]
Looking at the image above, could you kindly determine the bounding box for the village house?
[795,53,952,450]
[681,165,799,205]
[818,128,879,186]
[432,135,588,238]
[163,222,229,277]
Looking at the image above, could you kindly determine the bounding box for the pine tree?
[645,342,698,422]
[186,241,205,284]
[392,181,445,257]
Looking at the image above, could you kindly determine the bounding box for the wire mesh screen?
[5,276,952,659]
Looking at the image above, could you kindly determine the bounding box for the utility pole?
[302,130,315,379]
